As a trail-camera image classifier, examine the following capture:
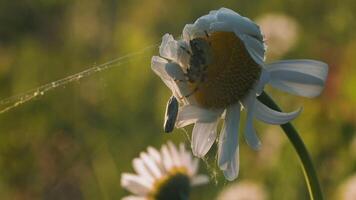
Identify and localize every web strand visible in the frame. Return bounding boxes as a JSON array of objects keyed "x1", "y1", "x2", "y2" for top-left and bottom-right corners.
[{"x1": 0, "y1": 44, "x2": 159, "y2": 114}]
